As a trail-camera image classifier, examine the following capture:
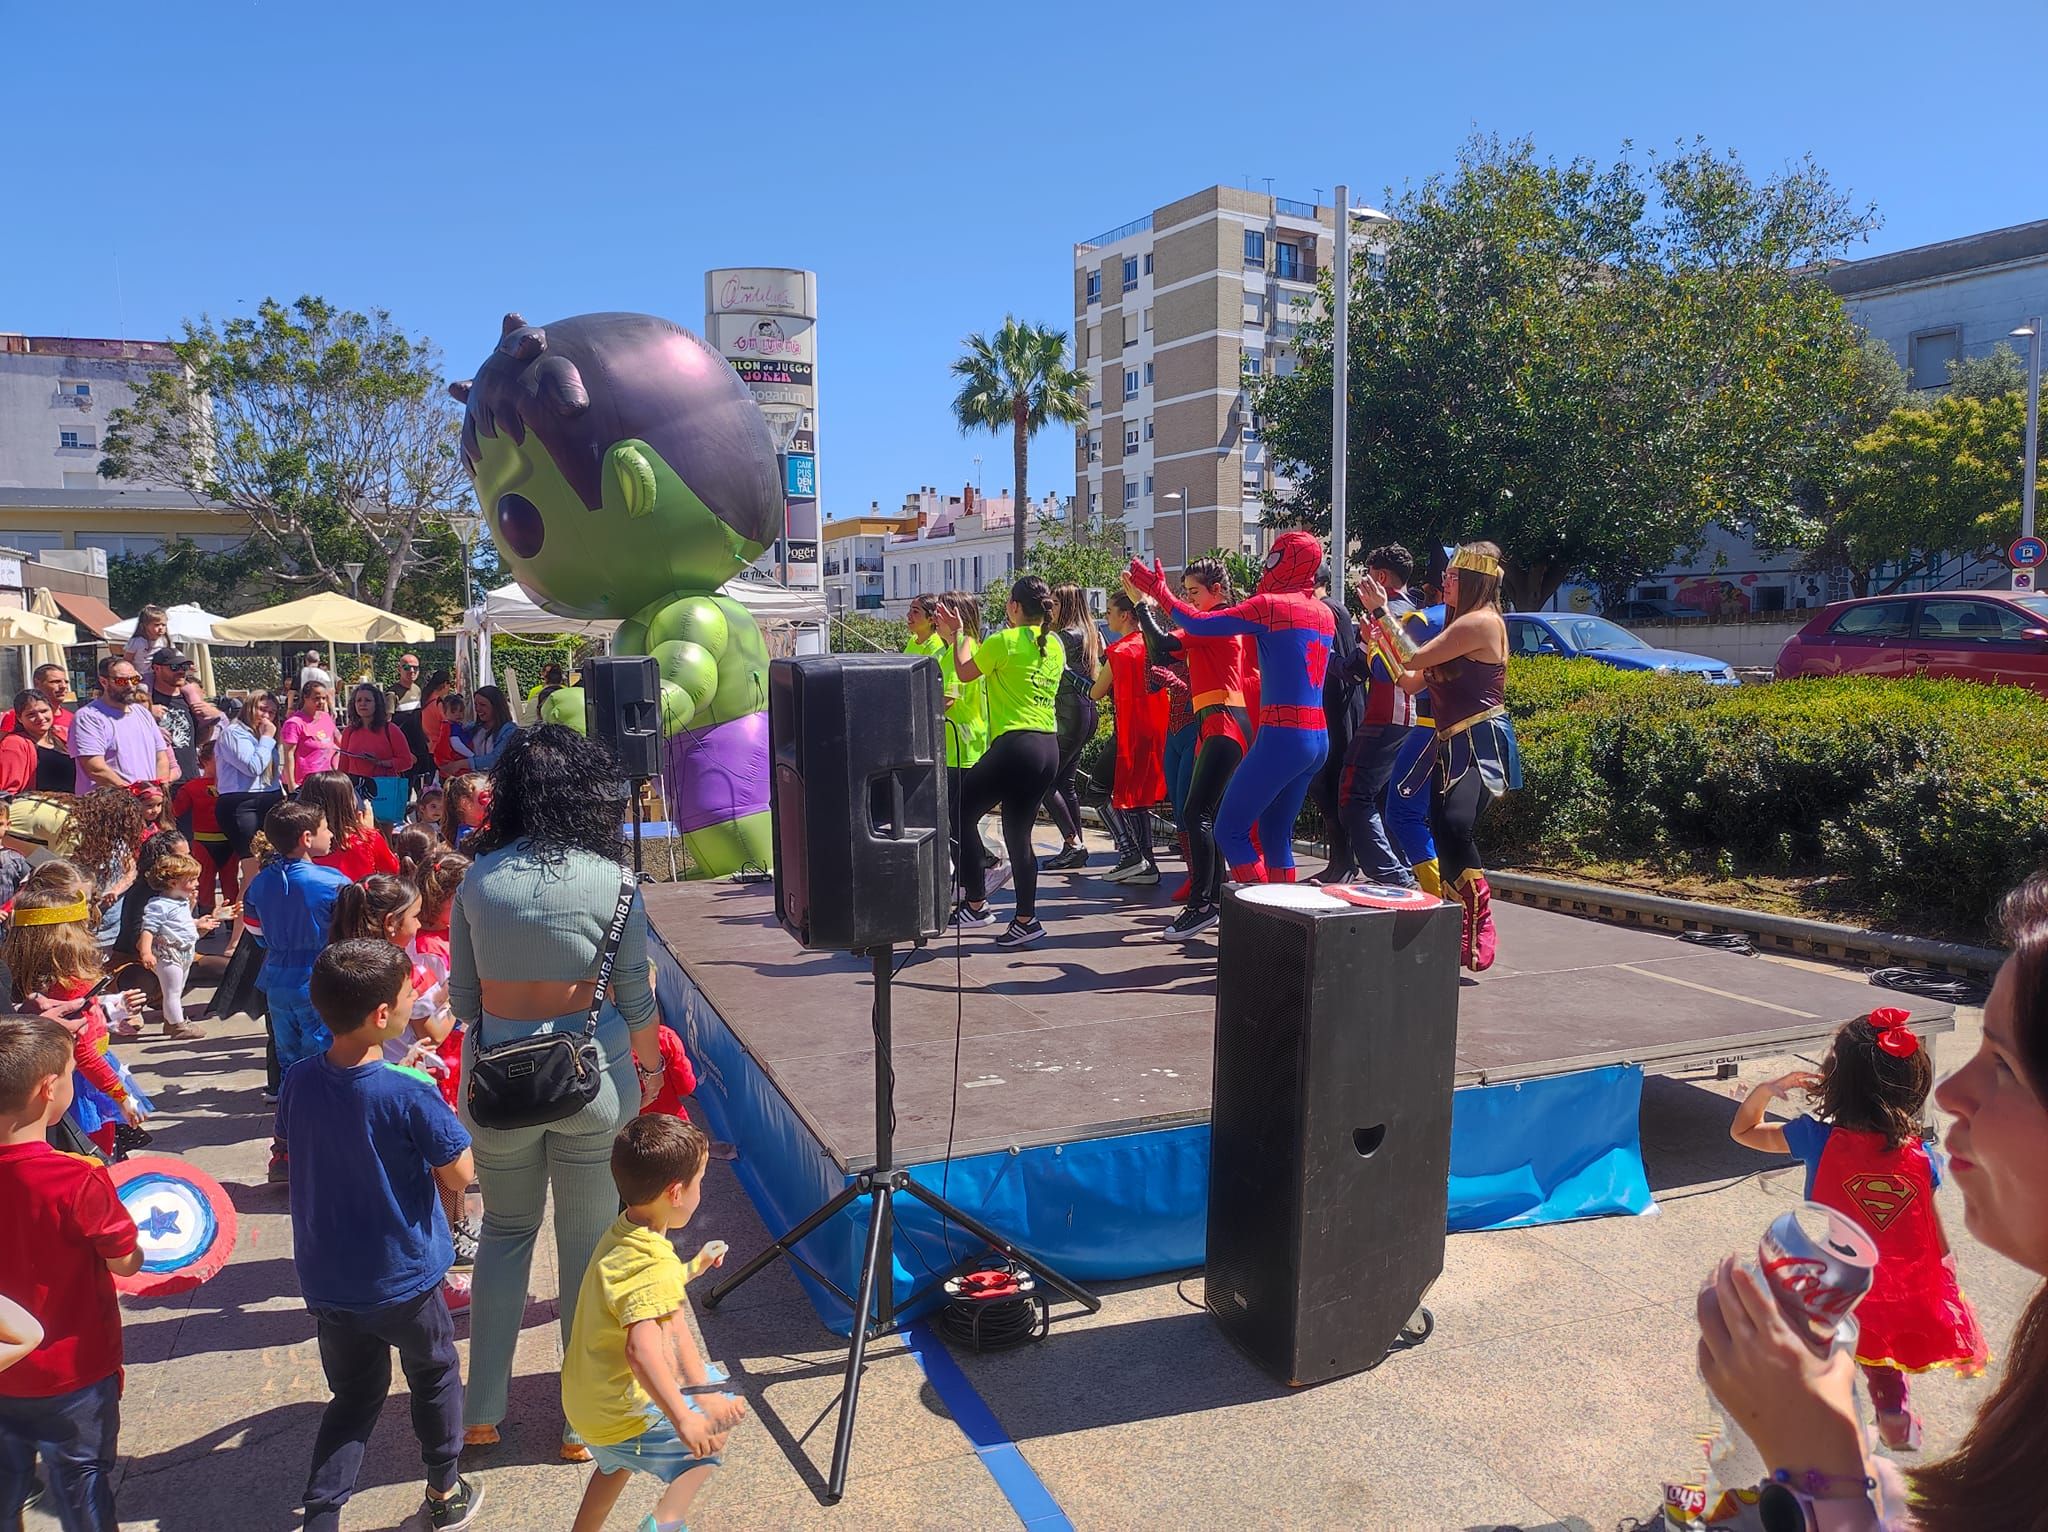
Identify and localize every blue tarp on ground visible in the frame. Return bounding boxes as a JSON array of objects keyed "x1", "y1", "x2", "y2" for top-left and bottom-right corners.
[{"x1": 655, "y1": 945, "x2": 1653, "y2": 1335}]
